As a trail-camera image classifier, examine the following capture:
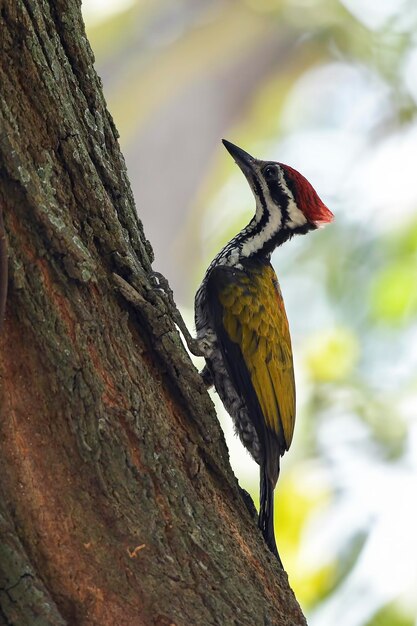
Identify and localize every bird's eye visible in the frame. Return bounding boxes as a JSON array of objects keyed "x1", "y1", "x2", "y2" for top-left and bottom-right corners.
[{"x1": 263, "y1": 165, "x2": 277, "y2": 179}]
